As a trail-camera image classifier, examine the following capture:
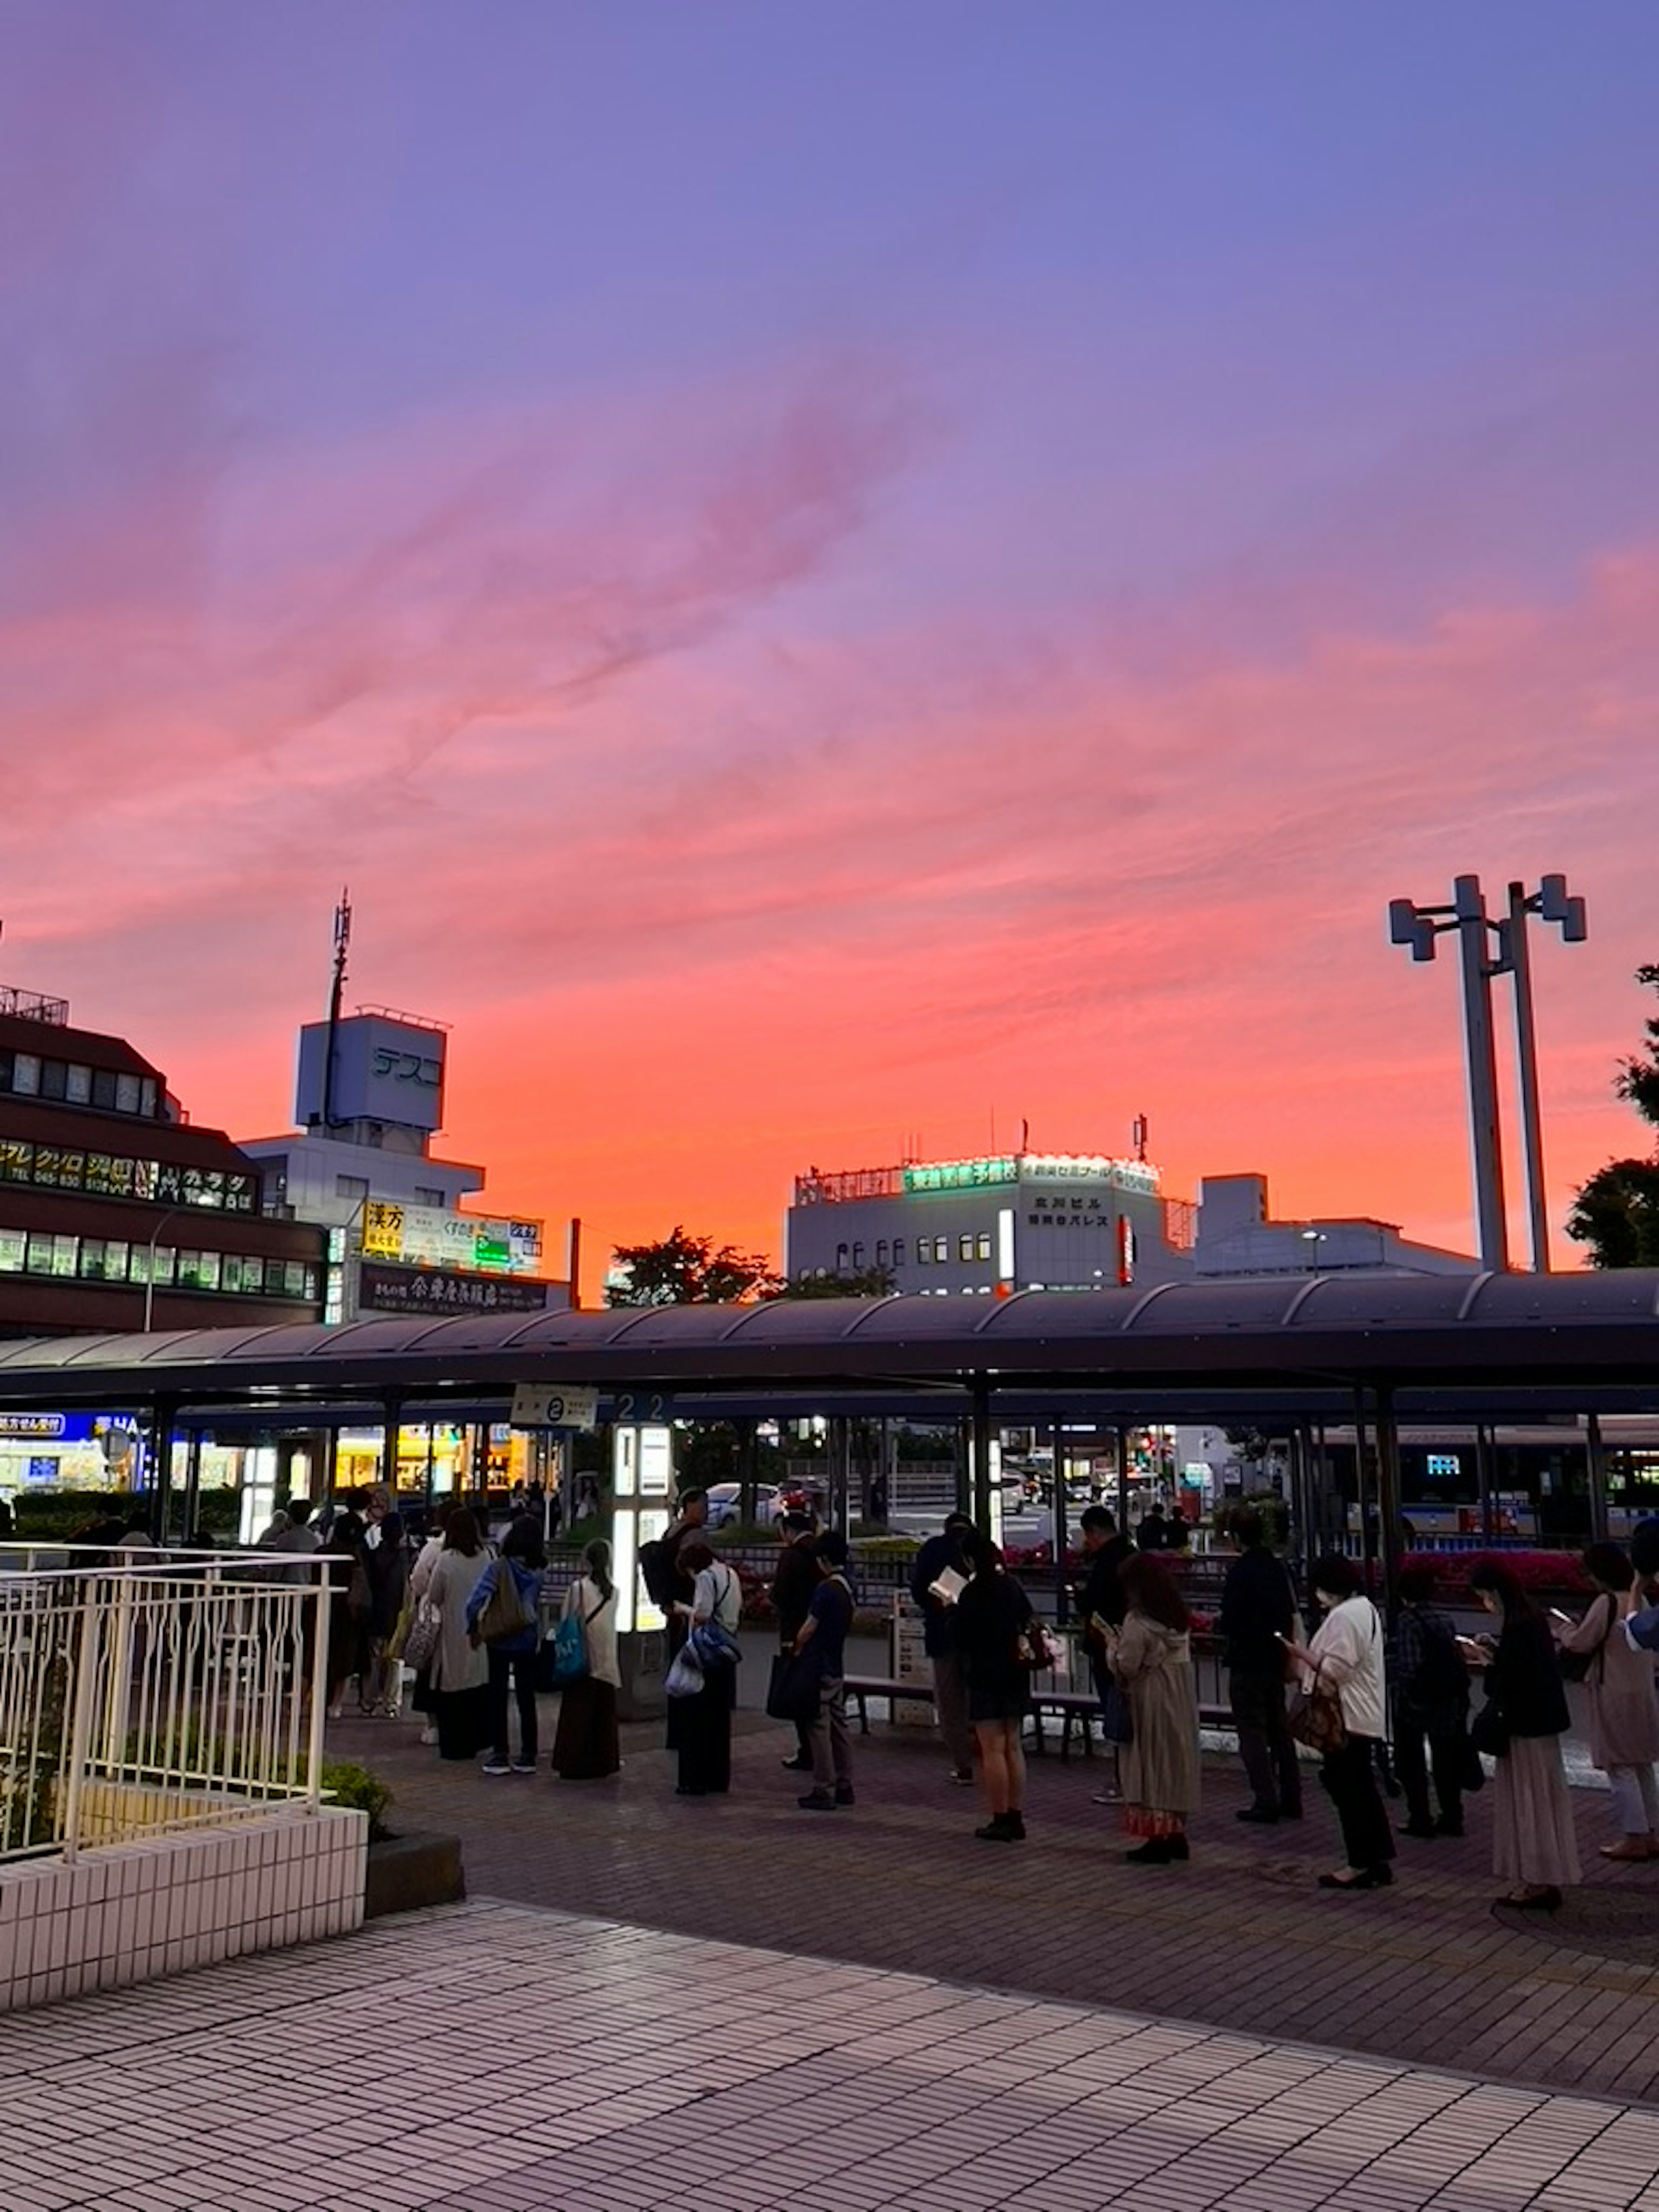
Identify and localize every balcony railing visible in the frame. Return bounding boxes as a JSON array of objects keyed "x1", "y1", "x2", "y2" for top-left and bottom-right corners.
[{"x1": 0, "y1": 1551, "x2": 329, "y2": 1864}]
